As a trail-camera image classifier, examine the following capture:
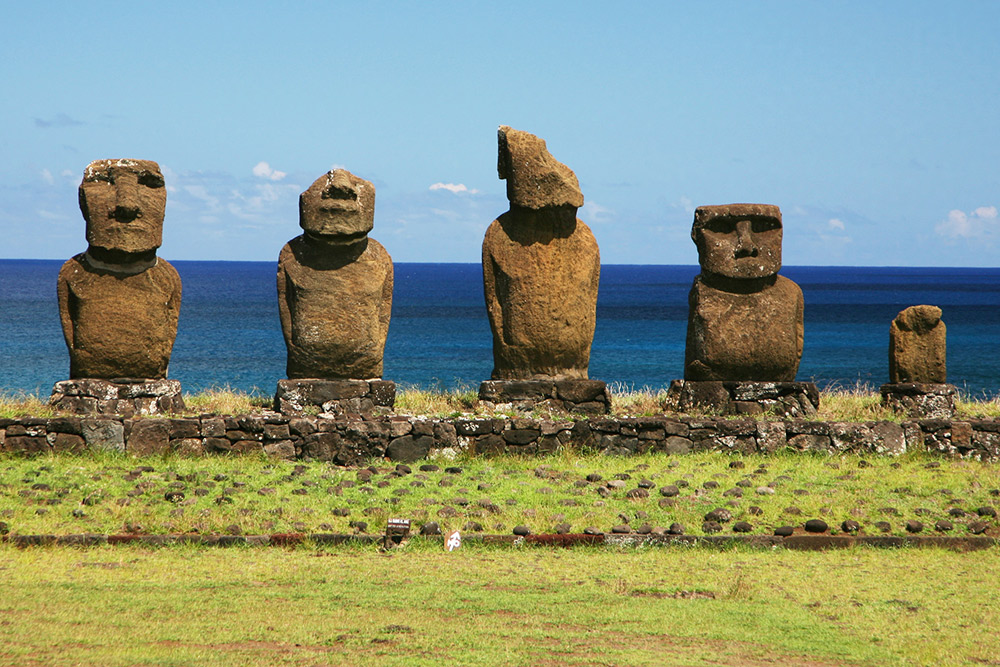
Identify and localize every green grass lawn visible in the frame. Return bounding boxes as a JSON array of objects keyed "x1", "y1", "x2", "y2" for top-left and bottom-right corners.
[
  {"x1": 2, "y1": 451, "x2": 998, "y2": 538},
  {"x1": 1, "y1": 542, "x2": 998, "y2": 666}
]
